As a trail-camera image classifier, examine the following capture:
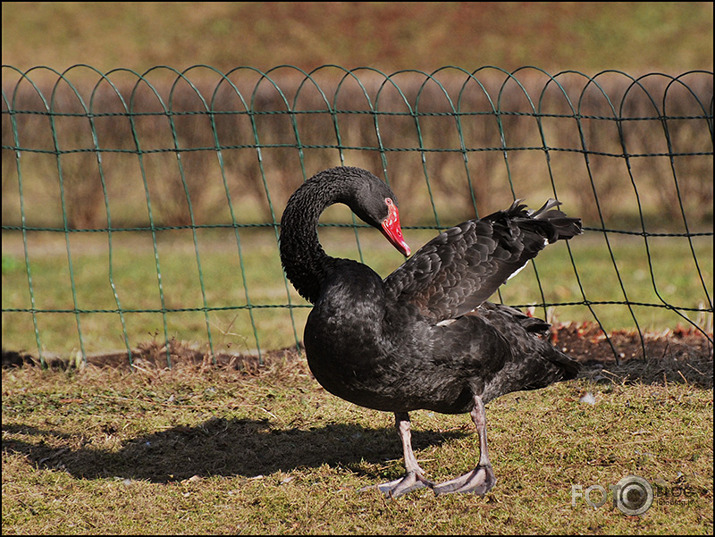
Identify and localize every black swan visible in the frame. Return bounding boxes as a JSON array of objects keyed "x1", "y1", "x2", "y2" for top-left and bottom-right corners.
[{"x1": 279, "y1": 166, "x2": 582, "y2": 498}]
